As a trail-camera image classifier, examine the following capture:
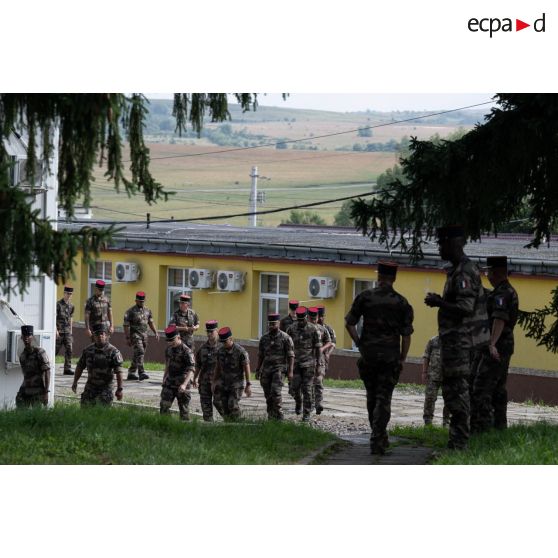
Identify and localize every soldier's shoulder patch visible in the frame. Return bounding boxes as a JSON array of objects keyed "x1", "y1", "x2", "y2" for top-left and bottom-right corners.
[{"x1": 495, "y1": 295, "x2": 506, "y2": 307}]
